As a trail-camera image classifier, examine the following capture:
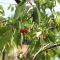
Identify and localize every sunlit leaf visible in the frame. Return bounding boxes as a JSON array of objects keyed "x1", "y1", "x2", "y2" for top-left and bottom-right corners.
[{"x1": 0, "y1": 5, "x2": 4, "y2": 16}]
